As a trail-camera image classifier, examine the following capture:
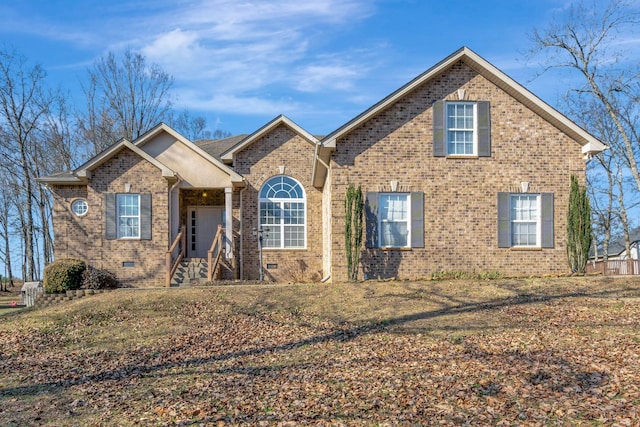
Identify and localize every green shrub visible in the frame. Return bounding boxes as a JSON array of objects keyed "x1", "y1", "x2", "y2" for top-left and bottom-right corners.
[
  {"x1": 43, "y1": 259, "x2": 87, "y2": 294},
  {"x1": 81, "y1": 266, "x2": 120, "y2": 290}
]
